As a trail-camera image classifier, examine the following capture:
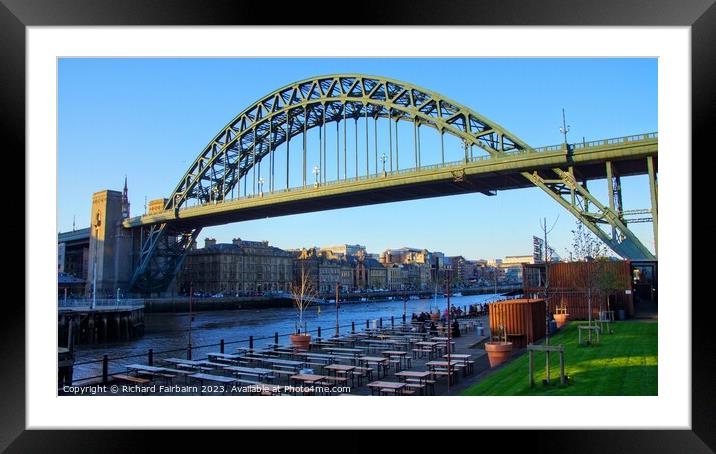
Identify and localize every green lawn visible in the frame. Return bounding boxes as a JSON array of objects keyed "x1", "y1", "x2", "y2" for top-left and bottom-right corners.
[{"x1": 461, "y1": 321, "x2": 657, "y2": 396}]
